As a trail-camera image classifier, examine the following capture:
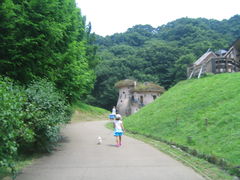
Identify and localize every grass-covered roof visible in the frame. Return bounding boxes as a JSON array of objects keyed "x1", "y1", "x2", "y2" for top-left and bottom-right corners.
[
  {"x1": 115, "y1": 79, "x2": 135, "y2": 88},
  {"x1": 115, "y1": 79, "x2": 165, "y2": 93},
  {"x1": 133, "y1": 82, "x2": 165, "y2": 93}
]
